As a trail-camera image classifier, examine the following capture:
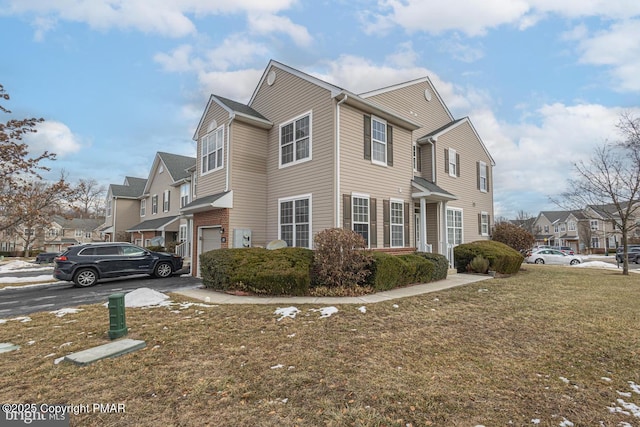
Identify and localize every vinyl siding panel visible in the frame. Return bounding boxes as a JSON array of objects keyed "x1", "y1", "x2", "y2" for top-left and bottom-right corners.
[
  {"x1": 142, "y1": 162, "x2": 182, "y2": 220},
  {"x1": 195, "y1": 101, "x2": 230, "y2": 199},
  {"x1": 364, "y1": 80, "x2": 452, "y2": 139},
  {"x1": 114, "y1": 199, "x2": 141, "y2": 238},
  {"x1": 228, "y1": 121, "x2": 268, "y2": 247},
  {"x1": 339, "y1": 103, "x2": 415, "y2": 248},
  {"x1": 436, "y1": 121, "x2": 494, "y2": 243},
  {"x1": 251, "y1": 67, "x2": 336, "y2": 244}
]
